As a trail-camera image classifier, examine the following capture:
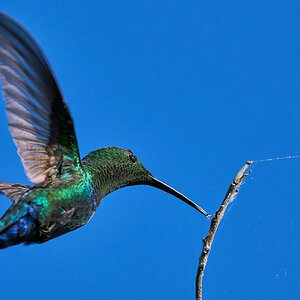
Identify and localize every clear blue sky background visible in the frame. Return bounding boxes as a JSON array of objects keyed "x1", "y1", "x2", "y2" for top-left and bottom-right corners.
[{"x1": 0, "y1": 1, "x2": 299, "y2": 299}]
